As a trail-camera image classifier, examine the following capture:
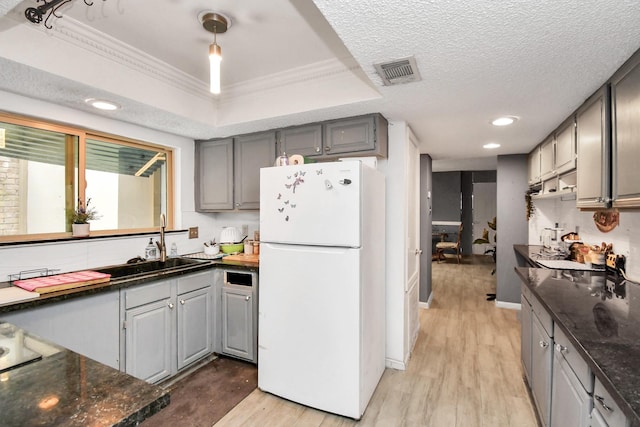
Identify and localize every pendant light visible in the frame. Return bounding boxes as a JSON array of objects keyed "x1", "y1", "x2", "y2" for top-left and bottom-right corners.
[{"x1": 200, "y1": 12, "x2": 230, "y2": 95}]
